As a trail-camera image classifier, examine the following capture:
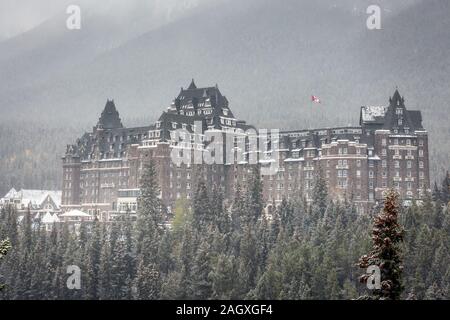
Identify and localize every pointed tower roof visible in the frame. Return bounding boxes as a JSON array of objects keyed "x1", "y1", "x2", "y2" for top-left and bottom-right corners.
[
  {"x1": 390, "y1": 88, "x2": 404, "y2": 106},
  {"x1": 188, "y1": 78, "x2": 197, "y2": 90},
  {"x1": 97, "y1": 99, "x2": 123, "y2": 129}
]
